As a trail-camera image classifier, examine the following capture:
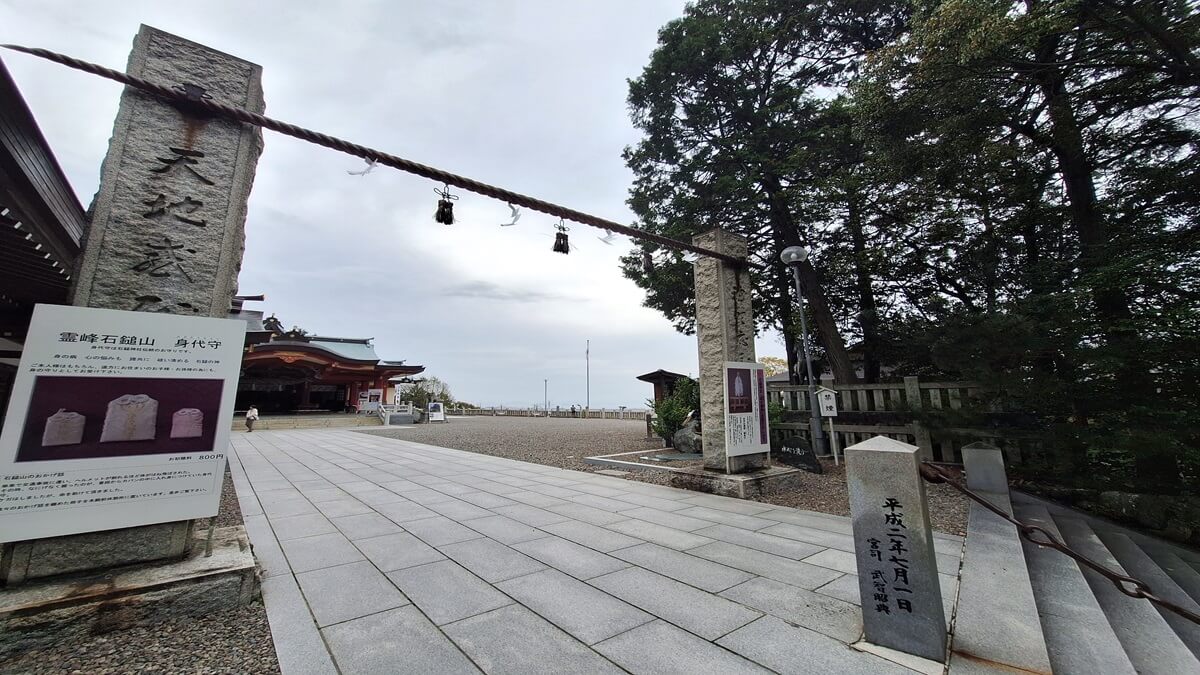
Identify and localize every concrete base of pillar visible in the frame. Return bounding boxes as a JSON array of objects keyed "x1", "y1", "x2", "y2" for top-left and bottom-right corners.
[
  {"x1": 583, "y1": 450, "x2": 802, "y2": 499},
  {"x1": 666, "y1": 463, "x2": 802, "y2": 499},
  {"x1": 710, "y1": 451, "x2": 768, "y2": 473},
  {"x1": 1, "y1": 521, "x2": 194, "y2": 586},
  {"x1": 0, "y1": 526, "x2": 258, "y2": 658}
]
